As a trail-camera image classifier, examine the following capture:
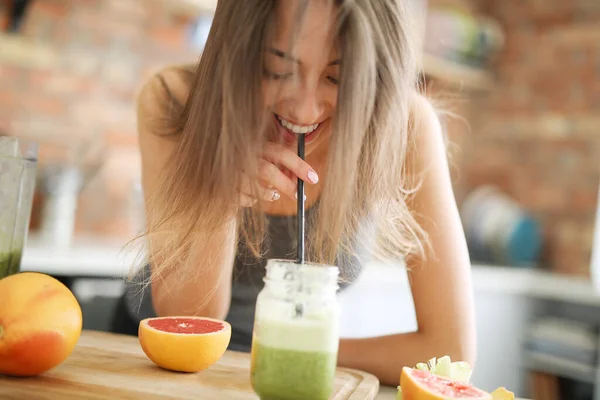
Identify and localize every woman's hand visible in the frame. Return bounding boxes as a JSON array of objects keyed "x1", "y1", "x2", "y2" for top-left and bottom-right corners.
[{"x1": 239, "y1": 142, "x2": 319, "y2": 207}]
